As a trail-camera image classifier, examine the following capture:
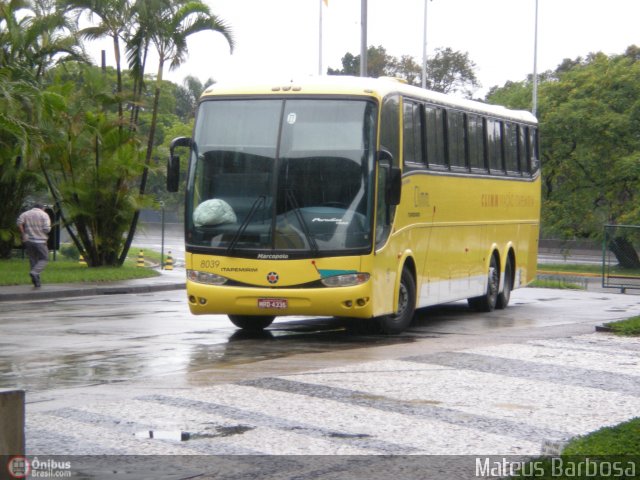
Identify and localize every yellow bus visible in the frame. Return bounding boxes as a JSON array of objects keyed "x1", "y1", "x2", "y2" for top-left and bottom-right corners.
[{"x1": 168, "y1": 76, "x2": 540, "y2": 334}]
